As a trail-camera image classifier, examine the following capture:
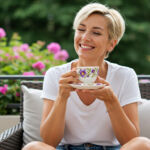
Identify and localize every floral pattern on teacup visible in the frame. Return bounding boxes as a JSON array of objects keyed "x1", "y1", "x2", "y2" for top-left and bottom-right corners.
[{"x1": 78, "y1": 68, "x2": 99, "y2": 78}]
